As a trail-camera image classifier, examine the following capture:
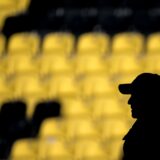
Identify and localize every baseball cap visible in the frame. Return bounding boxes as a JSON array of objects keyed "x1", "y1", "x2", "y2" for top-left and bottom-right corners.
[{"x1": 118, "y1": 73, "x2": 160, "y2": 95}]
